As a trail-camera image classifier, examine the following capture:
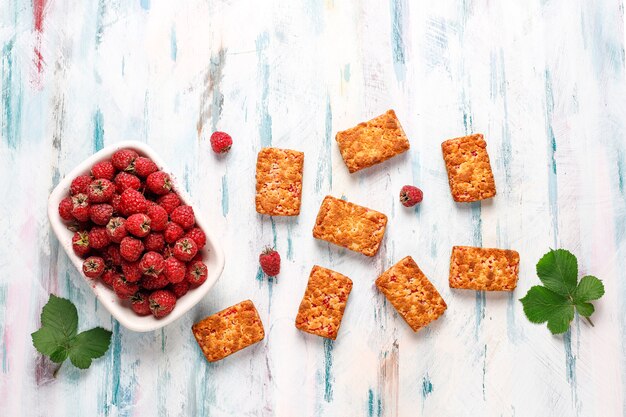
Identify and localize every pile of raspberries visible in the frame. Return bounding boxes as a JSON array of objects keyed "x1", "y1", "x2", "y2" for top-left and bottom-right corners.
[{"x1": 58, "y1": 148, "x2": 208, "y2": 319}]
